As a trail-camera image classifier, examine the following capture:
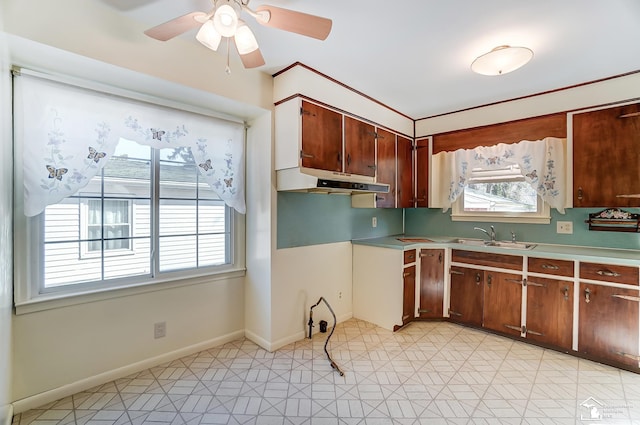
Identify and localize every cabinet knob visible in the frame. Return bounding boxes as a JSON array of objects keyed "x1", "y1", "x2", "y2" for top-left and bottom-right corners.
[
  {"x1": 584, "y1": 287, "x2": 591, "y2": 303},
  {"x1": 562, "y1": 286, "x2": 570, "y2": 301},
  {"x1": 577, "y1": 187, "x2": 583, "y2": 201}
]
